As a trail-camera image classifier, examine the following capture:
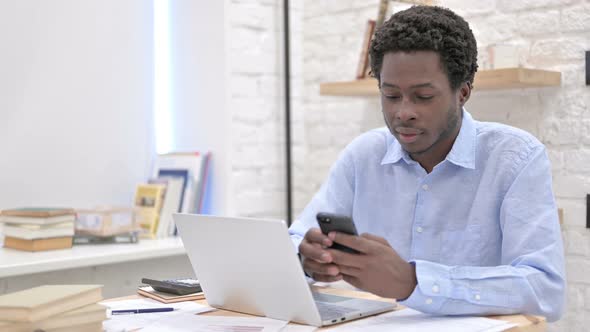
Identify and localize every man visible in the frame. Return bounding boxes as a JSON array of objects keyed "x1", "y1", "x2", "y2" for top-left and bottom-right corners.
[{"x1": 289, "y1": 6, "x2": 565, "y2": 321}]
